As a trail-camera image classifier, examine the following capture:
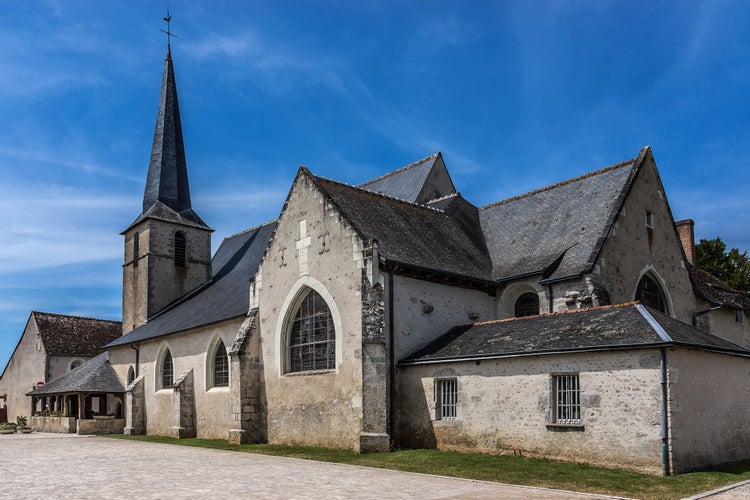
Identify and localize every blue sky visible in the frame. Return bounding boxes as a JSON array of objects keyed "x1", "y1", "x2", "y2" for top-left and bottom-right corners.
[{"x1": 1, "y1": 1, "x2": 748, "y2": 368}]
